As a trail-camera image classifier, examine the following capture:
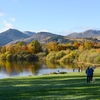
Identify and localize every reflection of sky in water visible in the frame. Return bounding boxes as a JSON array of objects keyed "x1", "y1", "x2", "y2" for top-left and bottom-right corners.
[
  {"x1": 38, "y1": 64, "x2": 78, "y2": 75},
  {"x1": 0, "y1": 71, "x2": 10, "y2": 78},
  {"x1": 0, "y1": 62, "x2": 78, "y2": 79},
  {"x1": 18, "y1": 71, "x2": 33, "y2": 76},
  {"x1": 0, "y1": 68, "x2": 77, "y2": 79},
  {"x1": 38, "y1": 68, "x2": 77, "y2": 75},
  {"x1": 0, "y1": 70, "x2": 33, "y2": 79}
]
